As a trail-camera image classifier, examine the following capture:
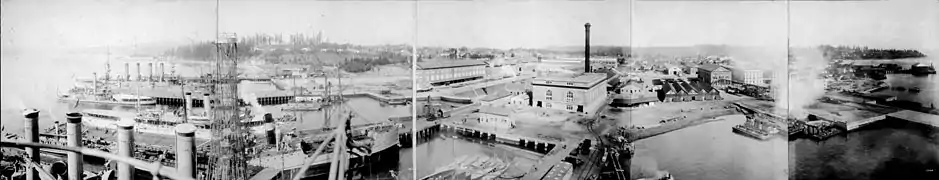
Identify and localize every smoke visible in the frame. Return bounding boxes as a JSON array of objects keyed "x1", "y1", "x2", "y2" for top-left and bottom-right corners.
[
  {"x1": 633, "y1": 156, "x2": 668, "y2": 179},
  {"x1": 779, "y1": 48, "x2": 829, "y2": 118}
]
